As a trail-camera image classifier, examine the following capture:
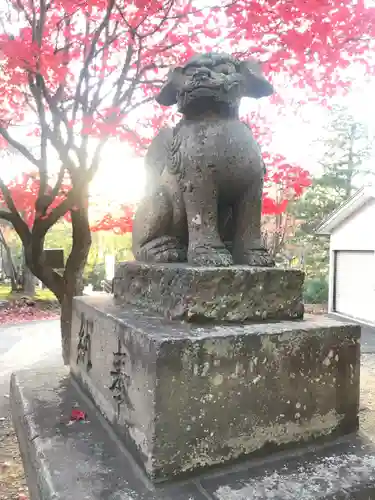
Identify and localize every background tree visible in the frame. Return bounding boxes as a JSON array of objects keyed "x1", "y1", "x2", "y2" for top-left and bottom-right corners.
[
  {"x1": 0, "y1": 172, "x2": 133, "y2": 293},
  {"x1": 246, "y1": 115, "x2": 312, "y2": 260},
  {"x1": 0, "y1": 0, "x2": 374, "y2": 363},
  {"x1": 316, "y1": 104, "x2": 374, "y2": 200},
  {"x1": 291, "y1": 104, "x2": 374, "y2": 302},
  {"x1": 0, "y1": 222, "x2": 19, "y2": 290}
]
